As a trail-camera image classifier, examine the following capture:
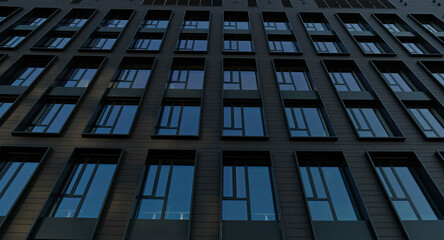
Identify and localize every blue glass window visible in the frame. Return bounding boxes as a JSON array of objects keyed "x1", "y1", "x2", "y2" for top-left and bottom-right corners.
[
  {"x1": 26, "y1": 101, "x2": 75, "y2": 133},
  {"x1": 91, "y1": 102, "x2": 138, "y2": 135},
  {"x1": 375, "y1": 166, "x2": 439, "y2": 220},
  {"x1": 285, "y1": 106, "x2": 330, "y2": 137},
  {"x1": 9, "y1": 64, "x2": 45, "y2": 87},
  {"x1": 52, "y1": 159, "x2": 116, "y2": 218},
  {"x1": 327, "y1": 69, "x2": 364, "y2": 92},
  {"x1": 222, "y1": 164, "x2": 277, "y2": 221},
  {"x1": 275, "y1": 69, "x2": 311, "y2": 91},
  {"x1": 58, "y1": 62, "x2": 99, "y2": 88},
  {"x1": 346, "y1": 107, "x2": 393, "y2": 137},
  {"x1": 382, "y1": 71, "x2": 416, "y2": 92},
  {"x1": 223, "y1": 105, "x2": 265, "y2": 137},
  {"x1": 110, "y1": 63, "x2": 152, "y2": 89},
  {"x1": 223, "y1": 70, "x2": 258, "y2": 90},
  {"x1": 0, "y1": 160, "x2": 39, "y2": 216},
  {"x1": 0, "y1": 100, "x2": 13, "y2": 119},
  {"x1": 168, "y1": 69, "x2": 204, "y2": 90},
  {"x1": 299, "y1": 166, "x2": 359, "y2": 221},
  {"x1": 408, "y1": 107, "x2": 444, "y2": 138},
  {"x1": 177, "y1": 36, "x2": 208, "y2": 52},
  {"x1": 155, "y1": 102, "x2": 201, "y2": 136},
  {"x1": 130, "y1": 34, "x2": 162, "y2": 51},
  {"x1": 137, "y1": 162, "x2": 195, "y2": 220}
]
